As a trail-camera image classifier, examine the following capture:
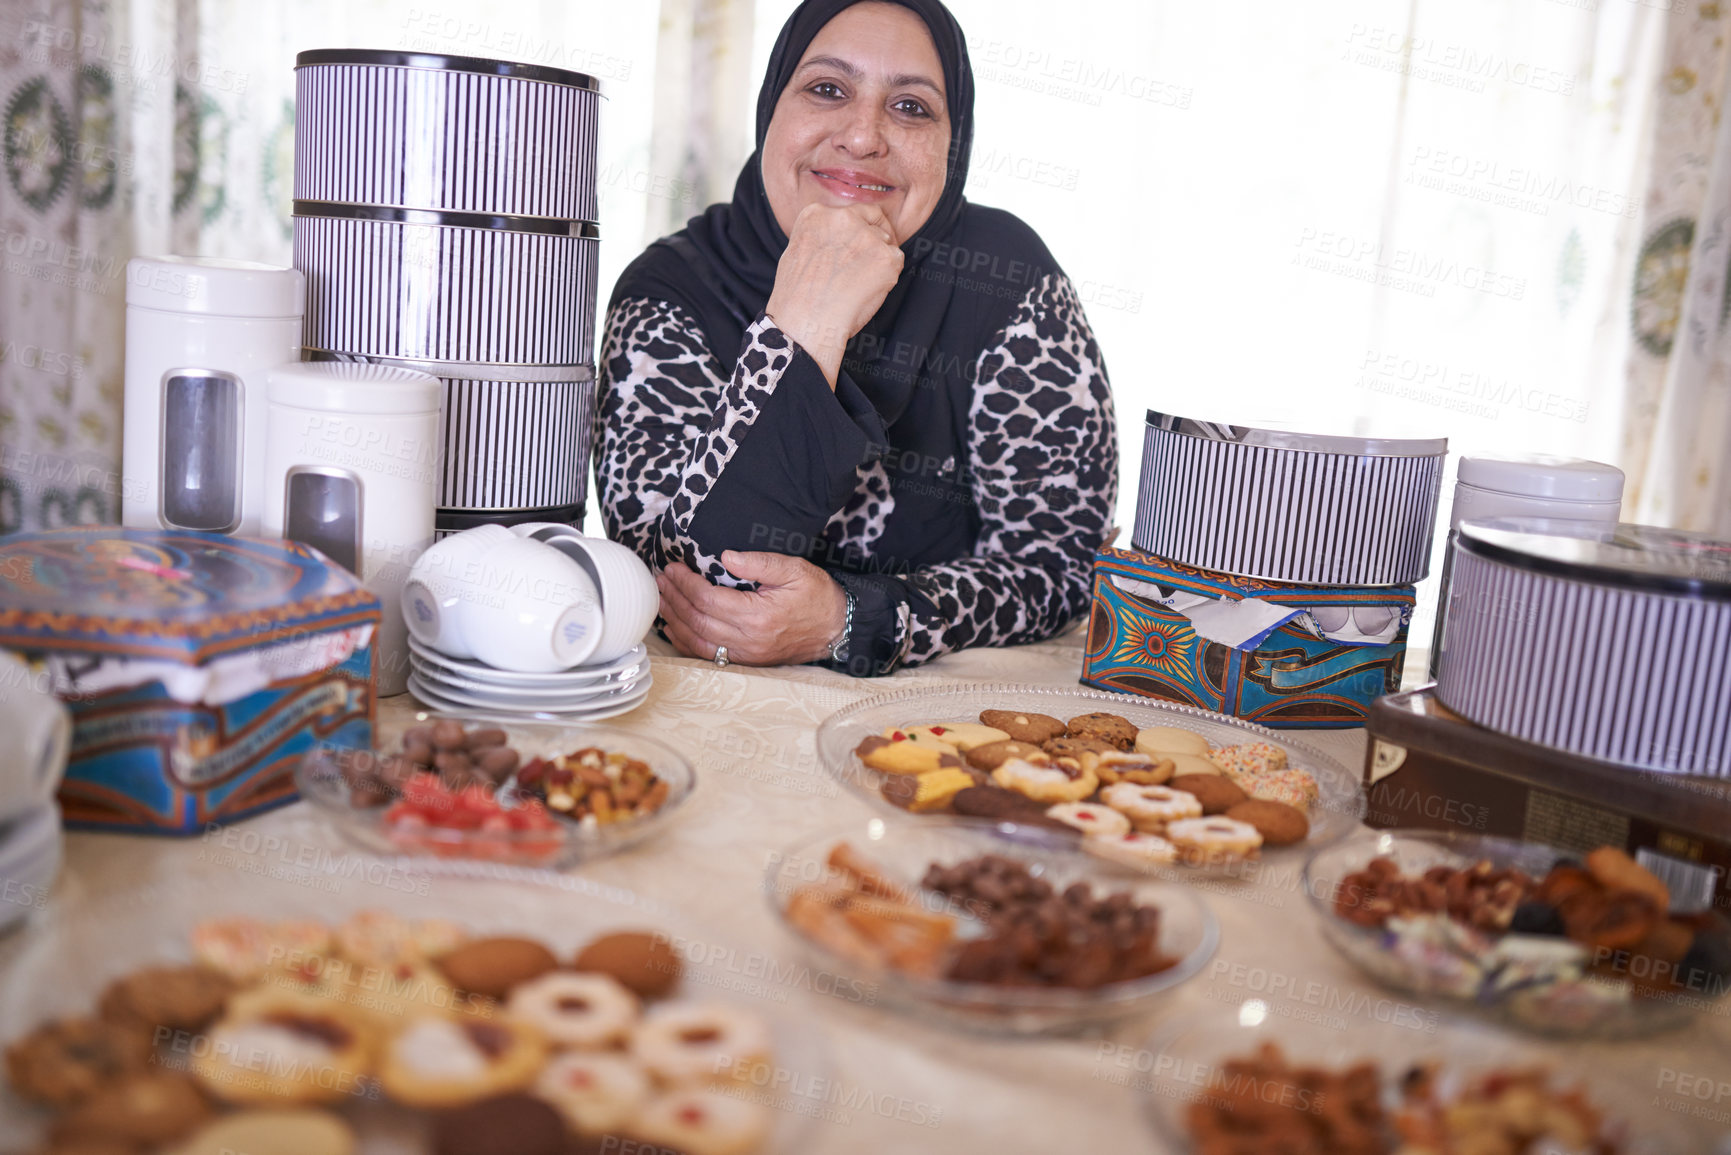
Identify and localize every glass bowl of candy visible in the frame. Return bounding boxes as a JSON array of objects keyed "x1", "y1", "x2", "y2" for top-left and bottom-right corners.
[
  {"x1": 295, "y1": 712, "x2": 695, "y2": 869},
  {"x1": 766, "y1": 817, "x2": 1219, "y2": 1036},
  {"x1": 1304, "y1": 829, "x2": 1731, "y2": 1038}
]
